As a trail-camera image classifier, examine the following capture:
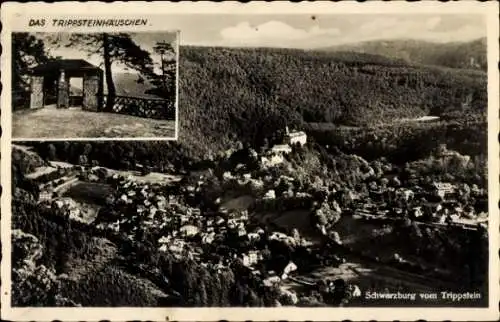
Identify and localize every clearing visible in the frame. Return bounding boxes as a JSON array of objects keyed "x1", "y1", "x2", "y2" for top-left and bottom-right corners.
[
  {"x1": 105, "y1": 168, "x2": 182, "y2": 184},
  {"x1": 64, "y1": 181, "x2": 115, "y2": 205},
  {"x1": 252, "y1": 207, "x2": 319, "y2": 238},
  {"x1": 221, "y1": 195, "x2": 255, "y2": 211},
  {"x1": 13, "y1": 106, "x2": 176, "y2": 139},
  {"x1": 62, "y1": 181, "x2": 115, "y2": 223}
]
